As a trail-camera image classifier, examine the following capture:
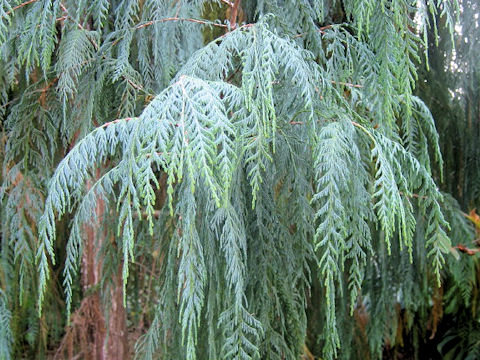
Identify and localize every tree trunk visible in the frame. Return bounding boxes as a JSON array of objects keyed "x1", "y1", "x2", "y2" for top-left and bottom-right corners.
[
  {"x1": 103, "y1": 263, "x2": 129, "y2": 359},
  {"x1": 81, "y1": 185, "x2": 106, "y2": 360},
  {"x1": 80, "y1": 177, "x2": 128, "y2": 360}
]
